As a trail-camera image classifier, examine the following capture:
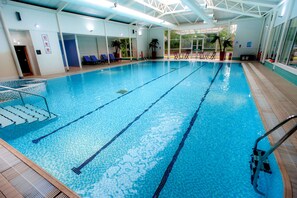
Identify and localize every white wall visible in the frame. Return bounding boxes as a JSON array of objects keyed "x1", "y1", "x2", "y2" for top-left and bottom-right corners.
[
  {"x1": 29, "y1": 30, "x2": 64, "y2": 75},
  {"x1": 0, "y1": 24, "x2": 18, "y2": 80},
  {"x1": 0, "y1": 2, "x2": 147, "y2": 79},
  {"x1": 2, "y1": 4, "x2": 65, "y2": 76},
  {"x1": 97, "y1": 37, "x2": 108, "y2": 57},
  {"x1": 3, "y1": 5, "x2": 58, "y2": 32},
  {"x1": 233, "y1": 18, "x2": 264, "y2": 58},
  {"x1": 137, "y1": 28, "x2": 148, "y2": 59},
  {"x1": 148, "y1": 28, "x2": 165, "y2": 58},
  {"x1": 59, "y1": 13, "x2": 105, "y2": 36},
  {"x1": 9, "y1": 30, "x2": 40, "y2": 75},
  {"x1": 77, "y1": 36, "x2": 98, "y2": 58}
]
